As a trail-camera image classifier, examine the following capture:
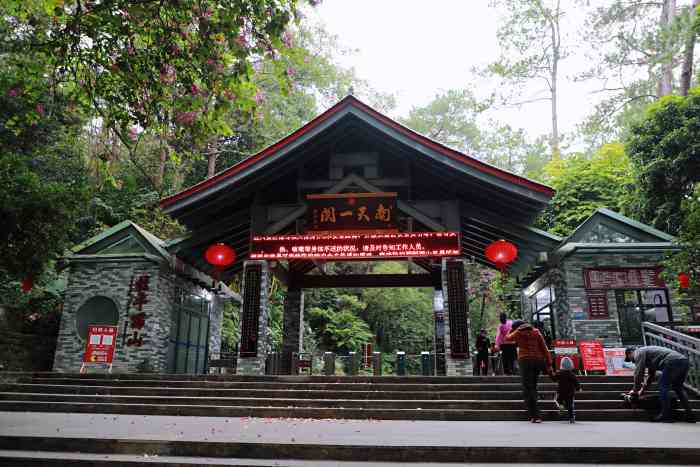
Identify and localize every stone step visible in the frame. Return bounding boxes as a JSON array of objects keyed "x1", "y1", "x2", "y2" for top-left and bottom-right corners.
[
  {"x1": 22, "y1": 378, "x2": 635, "y2": 392},
  {"x1": 0, "y1": 436, "x2": 698, "y2": 465},
  {"x1": 1, "y1": 400, "x2": 695, "y2": 421},
  {"x1": 0, "y1": 383, "x2": 645, "y2": 400},
  {"x1": 2, "y1": 392, "x2": 696, "y2": 410},
  {"x1": 13, "y1": 372, "x2": 633, "y2": 384}
]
